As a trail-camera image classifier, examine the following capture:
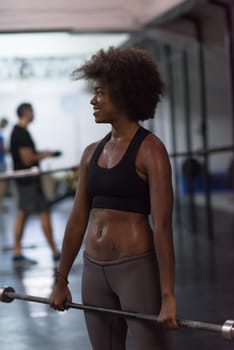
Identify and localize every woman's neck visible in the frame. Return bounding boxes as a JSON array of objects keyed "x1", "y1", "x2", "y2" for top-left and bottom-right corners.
[{"x1": 111, "y1": 121, "x2": 140, "y2": 141}]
